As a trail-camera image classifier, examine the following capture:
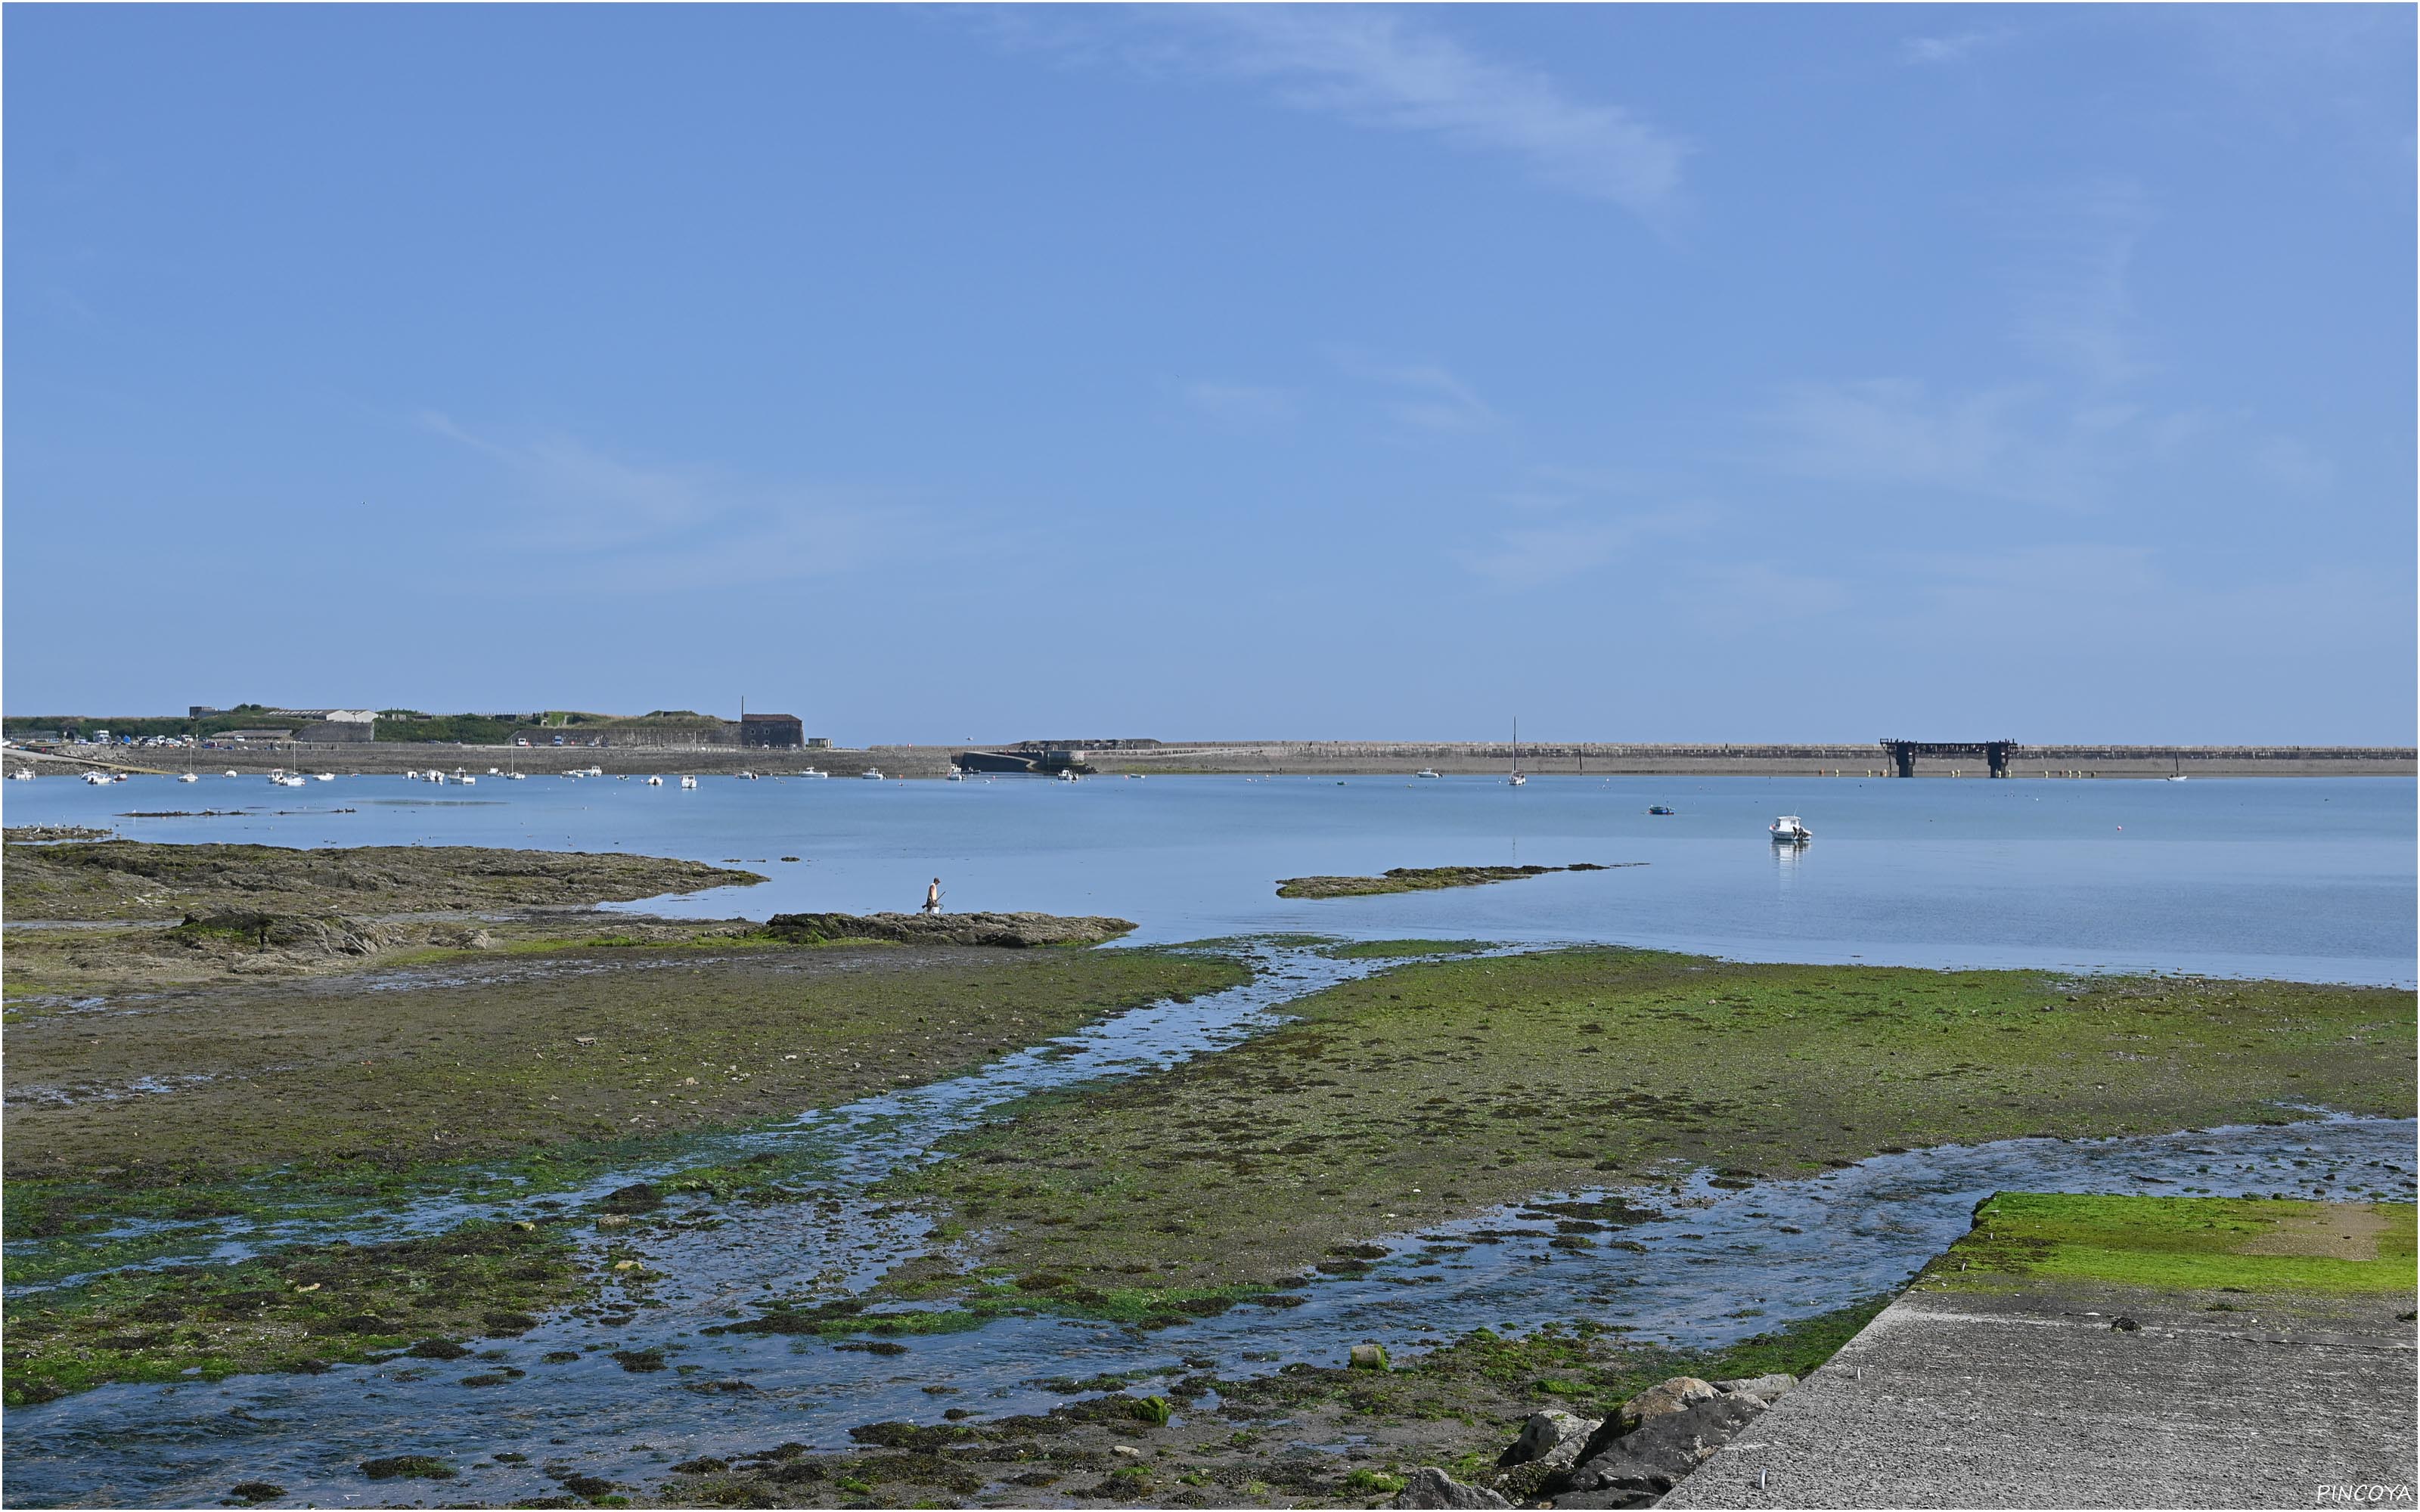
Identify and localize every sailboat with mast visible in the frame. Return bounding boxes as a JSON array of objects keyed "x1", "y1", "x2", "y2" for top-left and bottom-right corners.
[{"x1": 1508, "y1": 720, "x2": 1527, "y2": 786}]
